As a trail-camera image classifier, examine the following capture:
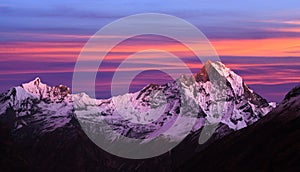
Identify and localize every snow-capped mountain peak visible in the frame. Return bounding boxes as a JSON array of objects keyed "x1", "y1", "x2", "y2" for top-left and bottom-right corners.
[
  {"x1": 0, "y1": 61, "x2": 276, "y2": 143},
  {"x1": 22, "y1": 77, "x2": 47, "y2": 97},
  {"x1": 21, "y1": 77, "x2": 70, "y2": 102},
  {"x1": 195, "y1": 61, "x2": 244, "y2": 96}
]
